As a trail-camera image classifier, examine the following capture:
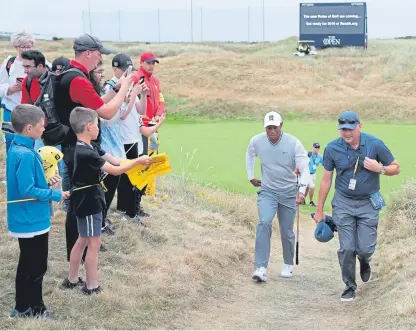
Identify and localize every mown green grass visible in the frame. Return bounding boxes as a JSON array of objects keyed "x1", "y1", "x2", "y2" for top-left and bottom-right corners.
[{"x1": 159, "y1": 120, "x2": 413, "y2": 211}]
